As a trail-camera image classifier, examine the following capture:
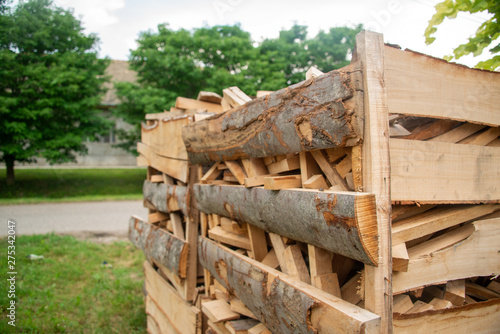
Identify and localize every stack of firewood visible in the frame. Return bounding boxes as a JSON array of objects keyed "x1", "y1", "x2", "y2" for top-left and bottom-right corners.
[{"x1": 129, "y1": 31, "x2": 500, "y2": 334}]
